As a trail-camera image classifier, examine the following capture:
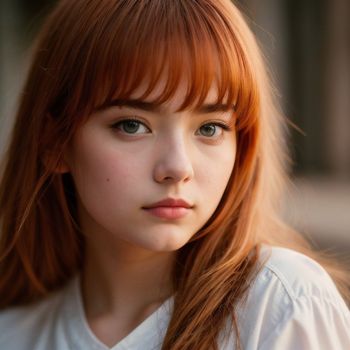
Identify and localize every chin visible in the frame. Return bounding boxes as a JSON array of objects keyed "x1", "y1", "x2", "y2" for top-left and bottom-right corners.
[{"x1": 138, "y1": 231, "x2": 191, "y2": 252}]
